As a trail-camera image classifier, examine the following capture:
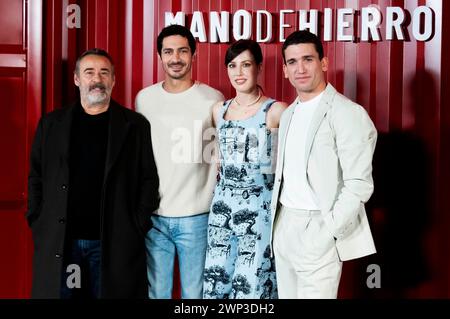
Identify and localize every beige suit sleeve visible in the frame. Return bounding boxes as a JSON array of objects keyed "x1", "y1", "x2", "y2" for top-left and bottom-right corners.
[{"x1": 323, "y1": 98, "x2": 377, "y2": 239}]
